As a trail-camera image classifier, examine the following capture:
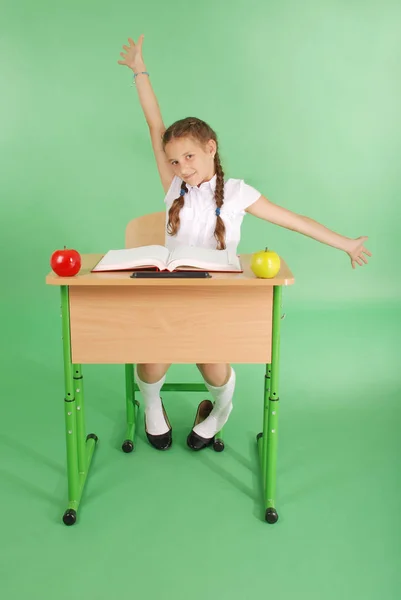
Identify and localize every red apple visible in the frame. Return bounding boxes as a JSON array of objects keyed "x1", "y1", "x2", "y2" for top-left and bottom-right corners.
[{"x1": 50, "y1": 246, "x2": 81, "y2": 277}]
